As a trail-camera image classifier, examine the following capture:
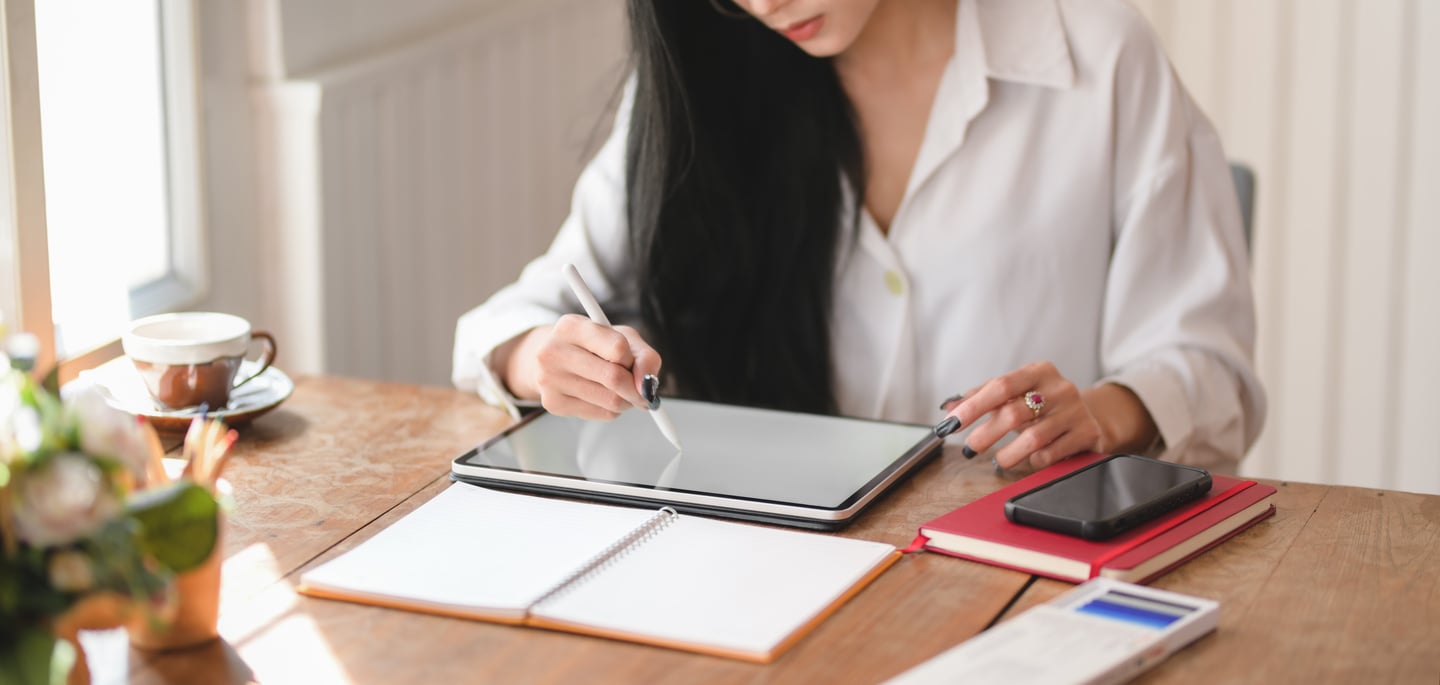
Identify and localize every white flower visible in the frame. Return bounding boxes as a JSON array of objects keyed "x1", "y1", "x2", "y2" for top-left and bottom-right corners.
[
  {"x1": 2, "y1": 372, "x2": 41, "y2": 457},
  {"x1": 48, "y1": 550, "x2": 96, "y2": 592},
  {"x1": 0, "y1": 379, "x2": 18, "y2": 466},
  {"x1": 12, "y1": 452, "x2": 120, "y2": 547},
  {"x1": 0, "y1": 376, "x2": 17, "y2": 423},
  {"x1": 1, "y1": 371, "x2": 42, "y2": 467},
  {"x1": 68, "y1": 384, "x2": 156, "y2": 481},
  {"x1": 11, "y1": 404, "x2": 41, "y2": 454}
]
